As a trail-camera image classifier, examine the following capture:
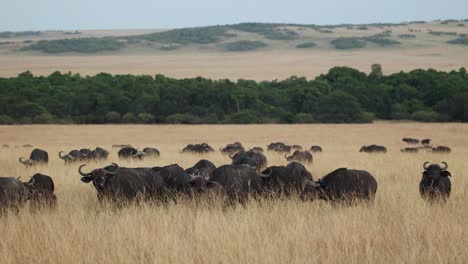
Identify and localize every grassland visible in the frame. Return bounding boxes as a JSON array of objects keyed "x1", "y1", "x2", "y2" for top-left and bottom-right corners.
[
  {"x1": 0, "y1": 21, "x2": 467, "y2": 80},
  {"x1": 0, "y1": 123, "x2": 466, "y2": 263}
]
